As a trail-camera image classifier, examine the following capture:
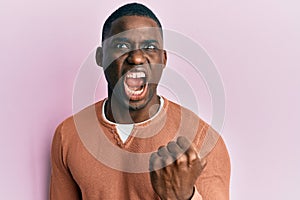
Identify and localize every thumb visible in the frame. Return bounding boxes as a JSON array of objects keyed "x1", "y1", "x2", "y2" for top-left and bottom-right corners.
[{"x1": 200, "y1": 159, "x2": 207, "y2": 169}]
